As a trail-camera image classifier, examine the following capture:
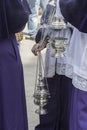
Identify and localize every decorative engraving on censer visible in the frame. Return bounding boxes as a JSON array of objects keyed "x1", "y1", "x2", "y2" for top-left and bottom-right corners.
[
  {"x1": 33, "y1": 52, "x2": 50, "y2": 115},
  {"x1": 47, "y1": 0, "x2": 68, "y2": 57},
  {"x1": 47, "y1": 34, "x2": 67, "y2": 58}
]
